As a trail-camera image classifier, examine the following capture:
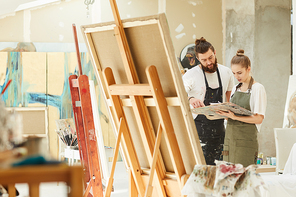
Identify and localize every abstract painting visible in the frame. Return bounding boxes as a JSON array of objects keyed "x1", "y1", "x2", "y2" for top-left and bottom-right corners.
[{"x1": 0, "y1": 52, "x2": 115, "y2": 158}]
